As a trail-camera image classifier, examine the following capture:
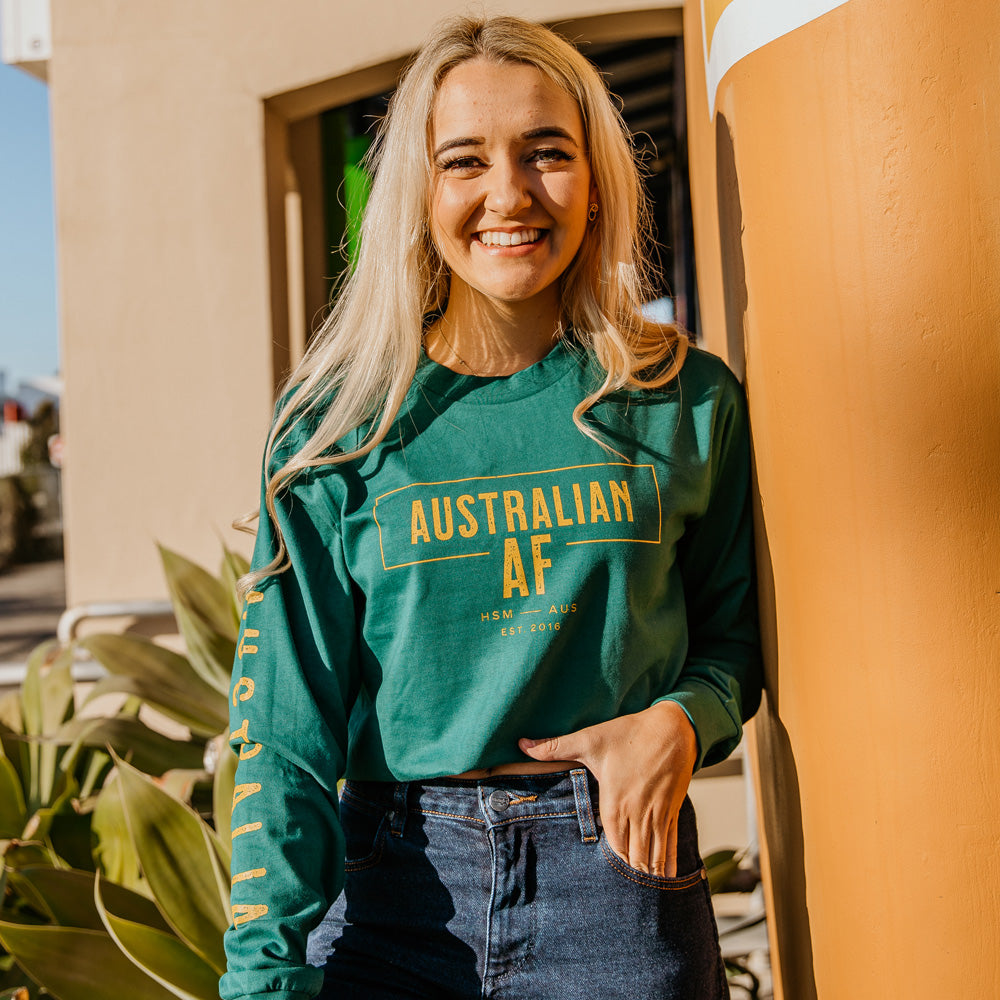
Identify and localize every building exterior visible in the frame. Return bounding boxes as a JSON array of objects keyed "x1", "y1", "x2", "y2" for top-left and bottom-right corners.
[{"x1": 4, "y1": 1, "x2": 999, "y2": 997}]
